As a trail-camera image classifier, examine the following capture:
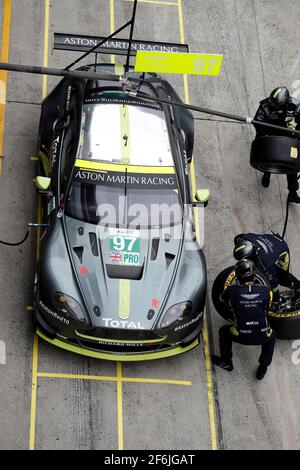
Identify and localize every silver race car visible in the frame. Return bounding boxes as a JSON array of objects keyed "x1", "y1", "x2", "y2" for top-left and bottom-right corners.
[{"x1": 34, "y1": 63, "x2": 208, "y2": 360}]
